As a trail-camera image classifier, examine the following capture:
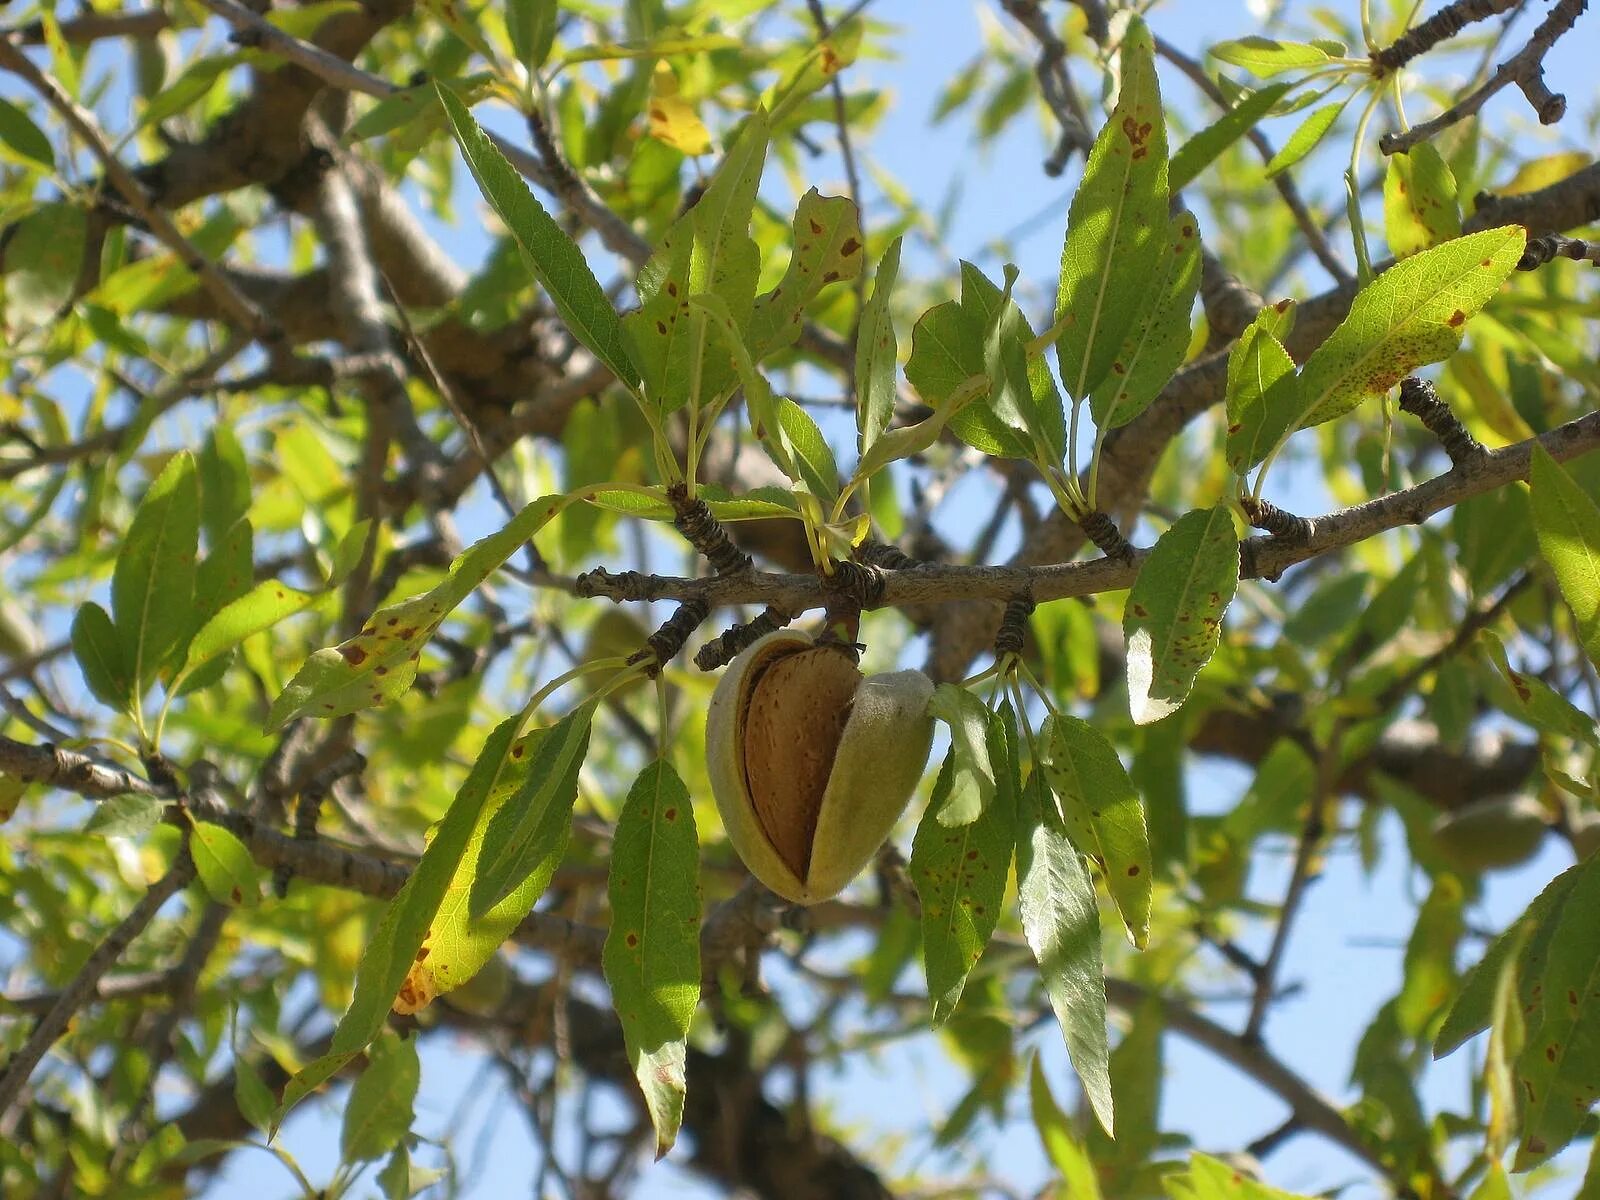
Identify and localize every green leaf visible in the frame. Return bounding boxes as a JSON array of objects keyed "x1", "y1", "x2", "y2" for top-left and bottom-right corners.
[
  {"x1": 1514, "y1": 853, "x2": 1600, "y2": 1169},
  {"x1": 911, "y1": 727, "x2": 1016, "y2": 1027},
  {"x1": 267, "y1": 494, "x2": 568, "y2": 728},
  {"x1": 555, "y1": 32, "x2": 739, "y2": 67},
  {"x1": 278, "y1": 711, "x2": 532, "y2": 1121},
  {"x1": 1531, "y1": 446, "x2": 1600, "y2": 671},
  {"x1": 233, "y1": 1055, "x2": 277, "y2": 1133},
  {"x1": 197, "y1": 426, "x2": 252, "y2": 545},
  {"x1": 927, "y1": 682, "x2": 997, "y2": 825},
  {"x1": 1168, "y1": 84, "x2": 1290, "y2": 191},
  {"x1": 174, "y1": 580, "x2": 318, "y2": 697},
  {"x1": 1089, "y1": 210, "x2": 1201, "y2": 431},
  {"x1": 855, "y1": 236, "x2": 902, "y2": 460},
  {"x1": 623, "y1": 110, "x2": 770, "y2": 413},
  {"x1": 1480, "y1": 629, "x2": 1599, "y2": 744},
  {"x1": 1288, "y1": 225, "x2": 1525, "y2": 433},
  {"x1": 1016, "y1": 770, "x2": 1112, "y2": 1135},
  {"x1": 435, "y1": 83, "x2": 640, "y2": 391},
  {"x1": 1264, "y1": 98, "x2": 1347, "y2": 177},
  {"x1": 468, "y1": 706, "x2": 591, "y2": 916},
  {"x1": 190, "y1": 820, "x2": 262, "y2": 907},
  {"x1": 0, "y1": 97, "x2": 55, "y2": 169},
  {"x1": 1166, "y1": 1152, "x2": 1316, "y2": 1198},
  {"x1": 949, "y1": 264, "x2": 1064, "y2": 460},
  {"x1": 602, "y1": 760, "x2": 702, "y2": 1158},
  {"x1": 1384, "y1": 144, "x2": 1461, "y2": 258},
  {"x1": 1054, "y1": 14, "x2": 1169, "y2": 401},
  {"x1": 72, "y1": 601, "x2": 132, "y2": 713},
  {"x1": 84, "y1": 795, "x2": 164, "y2": 838},
  {"x1": 1124, "y1": 506, "x2": 1240, "y2": 724},
  {"x1": 1208, "y1": 36, "x2": 1331, "y2": 76},
  {"x1": 1224, "y1": 304, "x2": 1301, "y2": 473},
  {"x1": 1396, "y1": 875, "x2": 1464, "y2": 1038},
  {"x1": 4, "y1": 202, "x2": 86, "y2": 328},
  {"x1": 1435, "y1": 862, "x2": 1584, "y2": 1057},
  {"x1": 747, "y1": 189, "x2": 864, "y2": 359},
  {"x1": 1040, "y1": 715, "x2": 1151, "y2": 948},
  {"x1": 1028, "y1": 1058, "x2": 1103, "y2": 1199},
  {"x1": 506, "y1": 0, "x2": 557, "y2": 73},
  {"x1": 774, "y1": 397, "x2": 840, "y2": 504},
  {"x1": 905, "y1": 298, "x2": 982, "y2": 412},
  {"x1": 340, "y1": 1033, "x2": 419, "y2": 1163},
  {"x1": 138, "y1": 54, "x2": 242, "y2": 130},
  {"x1": 113, "y1": 451, "x2": 199, "y2": 696}
]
